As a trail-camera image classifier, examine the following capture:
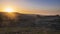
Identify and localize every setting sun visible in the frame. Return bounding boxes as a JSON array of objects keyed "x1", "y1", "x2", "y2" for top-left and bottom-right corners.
[
  {"x1": 2, "y1": 7, "x2": 16, "y2": 19},
  {"x1": 4, "y1": 8, "x2": 14, "y2": 12}
]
